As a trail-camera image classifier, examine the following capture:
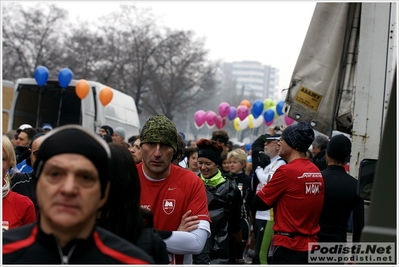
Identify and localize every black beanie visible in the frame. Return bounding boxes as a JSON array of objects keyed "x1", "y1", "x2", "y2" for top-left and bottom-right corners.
[
  {"x1": 281, "y1": 122, "x2": 315, "y2": 152},
  {"x1": 34, "y1": 125, "x2": 111, "y2": 197},
  {"x1": 100, "y1": 125, "x2": 114, "y2": 136},
  {"x1": 327, "y1": 134, "x2": 351, "y2": 162},
  {"x1": 197, "y1": 142, "x2": 222, "y2": 165}
]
